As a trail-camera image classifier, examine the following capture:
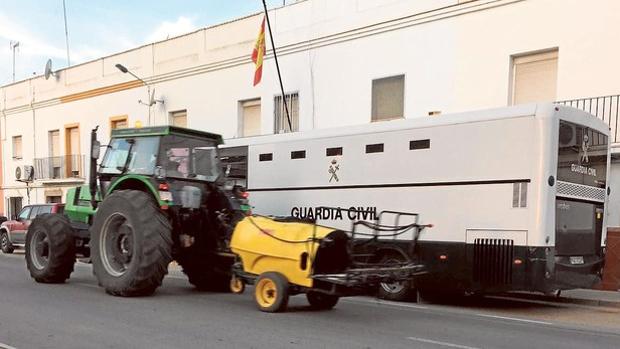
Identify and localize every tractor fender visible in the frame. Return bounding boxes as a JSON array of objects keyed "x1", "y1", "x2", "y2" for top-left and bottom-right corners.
[{"x1": 107, "y1": 176, "x2": 164, "y2": 206}]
